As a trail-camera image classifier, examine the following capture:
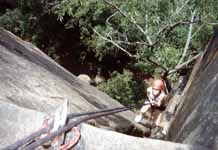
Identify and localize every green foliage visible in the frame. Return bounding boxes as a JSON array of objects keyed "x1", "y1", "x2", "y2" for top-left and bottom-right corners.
[
  {"x1": 0, "y1": 9, "x2": 29, "y2": 37},
  {"x1": 2, "y1": 0, "x2": 217, "y2": 69},
  {"x1": 97, "y1": 70, "x2": 146, "y2": 105},
  {"x1": 52, "y1": 0, "x2": 216, "y2": 69},
  {"x1": 0, "y1": 0, "x2": 73, "y2": 62},
  {"x1": 47, "y1": 46, "x2": 60, "y2": 62},
  {"x1": 0, "y1": 1, "x2": 48, "y2": 39},
  {"x1": 155, "y1": 45, "x2": 181, "y2": 69},
  {"x1": 52, "y1": 0, "x2": 114, "y2": 57},
  {"x1": 134, "y1": 61, "x2": 155, "y2": 75}
]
